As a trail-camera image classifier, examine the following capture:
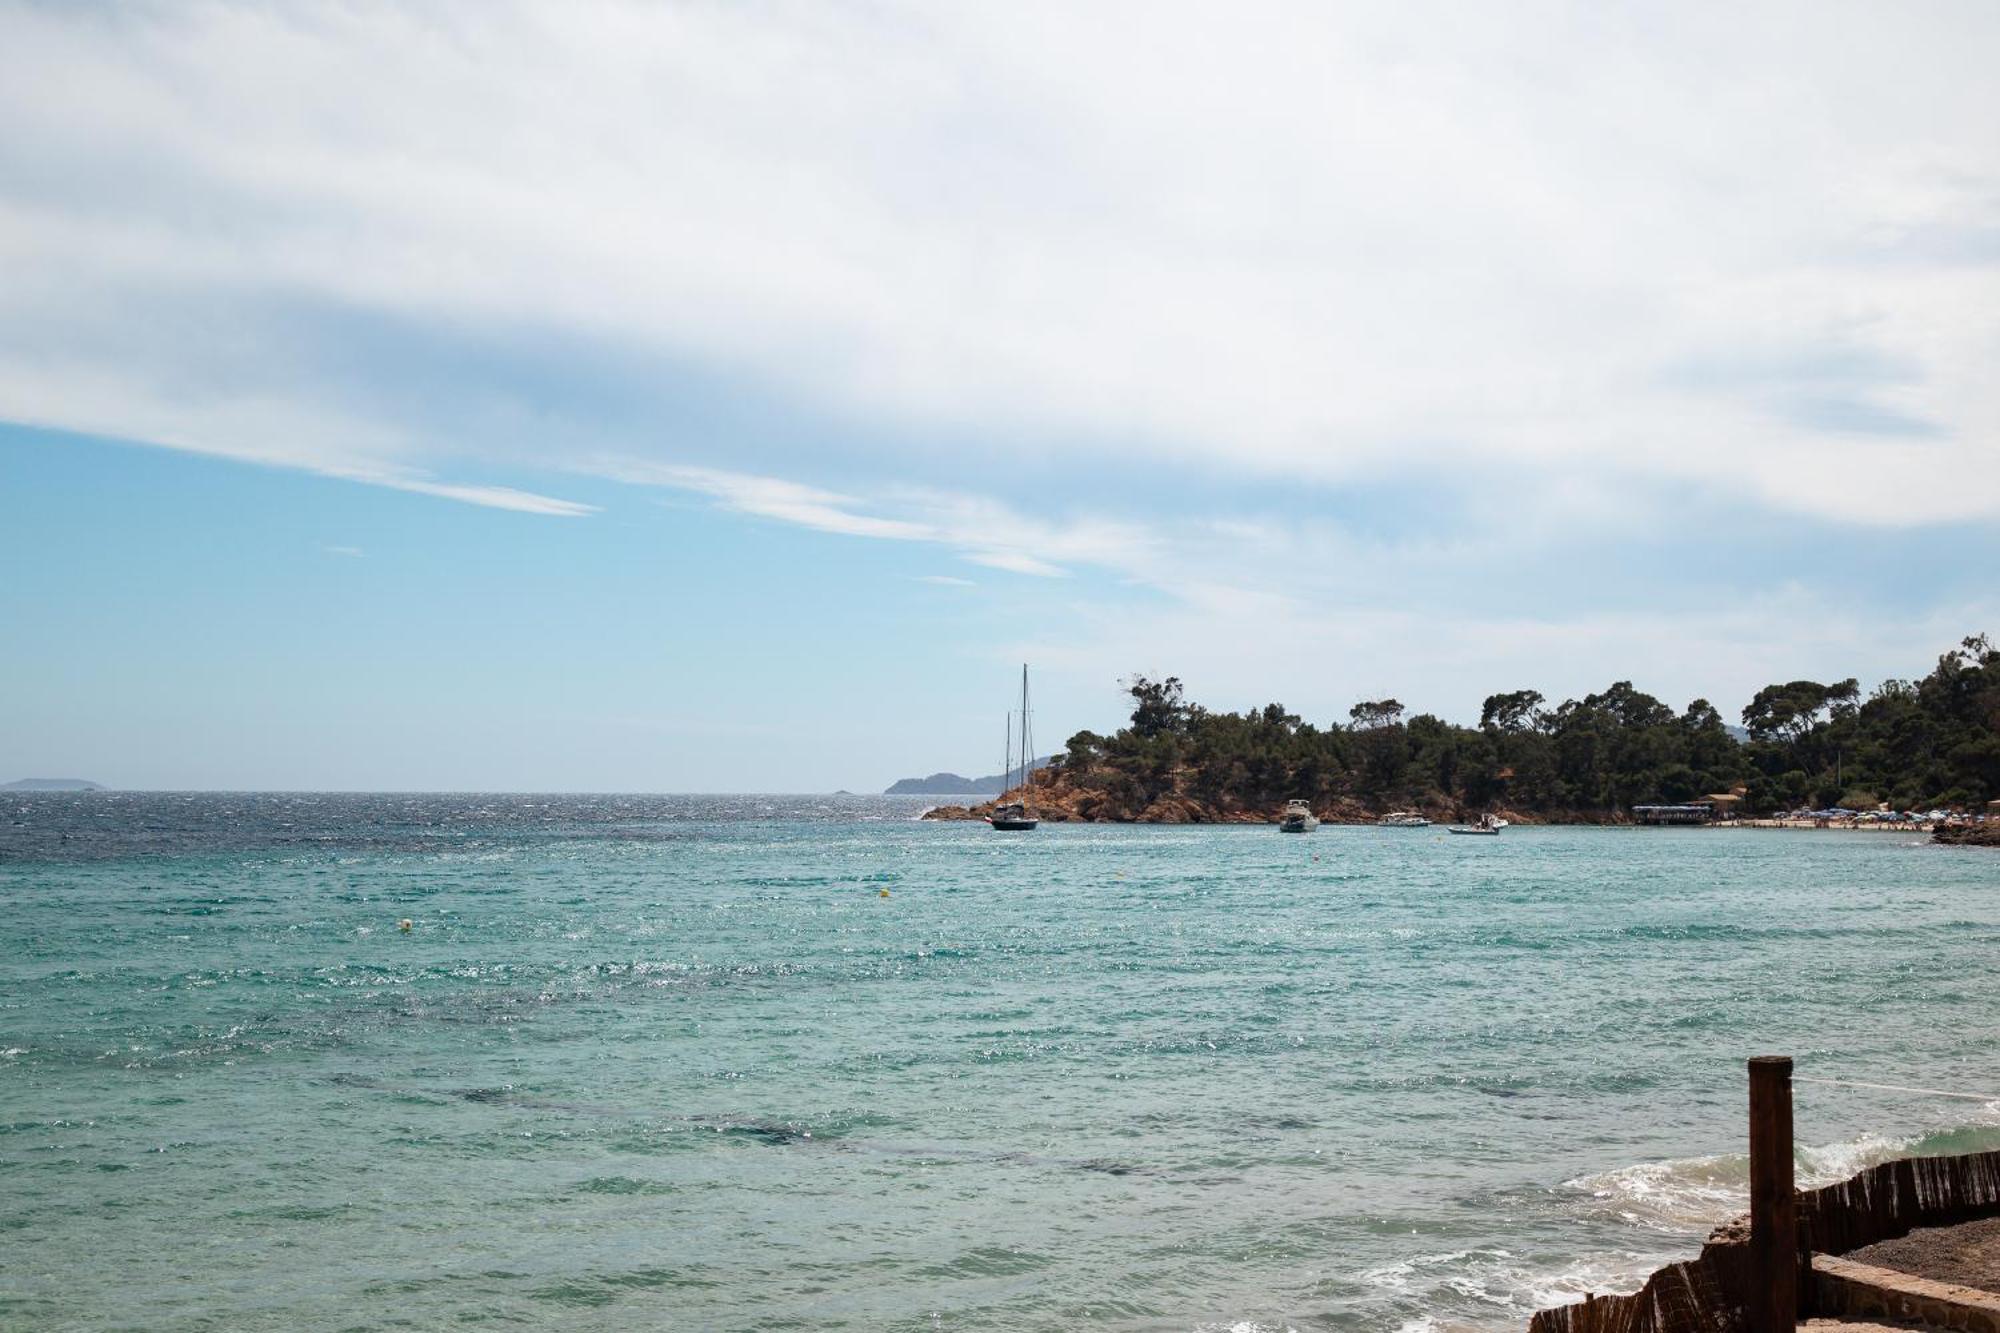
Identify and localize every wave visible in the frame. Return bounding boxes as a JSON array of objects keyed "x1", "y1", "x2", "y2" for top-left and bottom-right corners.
[
  {"x1": 1355, "y1": 1110, "x2": 2000, "y2": 1329},
  {"x1": 1564, "y1": 1109, "x2": 2000, "y2": 1235},
  {"x1": 1360, "y1": 1245, "x2": 1661, "y2": 1326}
]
